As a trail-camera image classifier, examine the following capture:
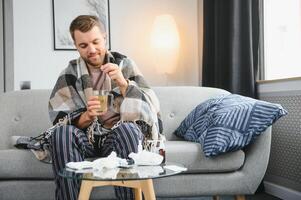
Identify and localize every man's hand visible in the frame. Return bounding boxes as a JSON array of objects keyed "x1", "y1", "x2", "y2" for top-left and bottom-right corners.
[
  {"x1": 101, "y1": 63, "x2": 128, "y2": 96},
  {"x1": 86, "y1": 96, "x2": 103, "y2": 119},
  {"x1": 74, "y1": 95, "x2": 105, "y2": 129}
]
